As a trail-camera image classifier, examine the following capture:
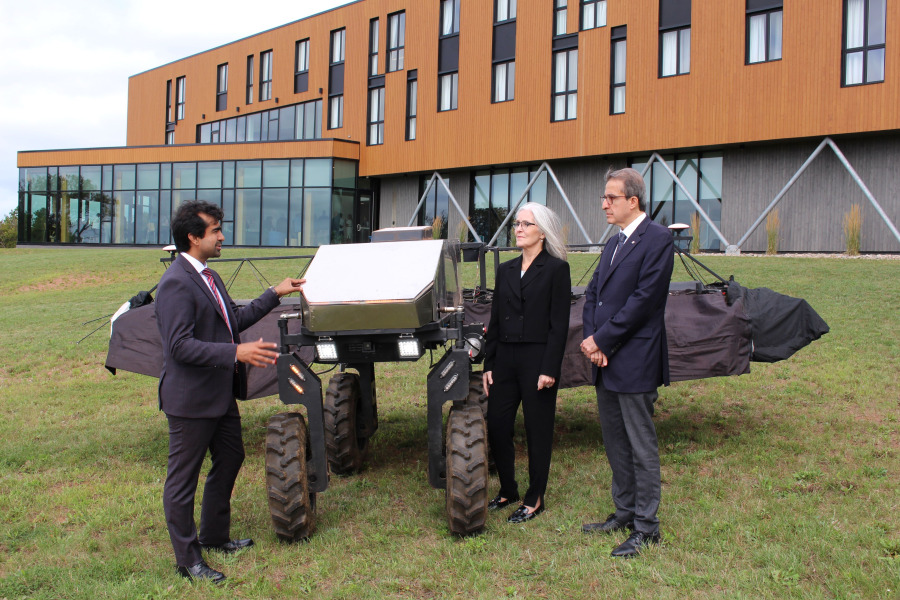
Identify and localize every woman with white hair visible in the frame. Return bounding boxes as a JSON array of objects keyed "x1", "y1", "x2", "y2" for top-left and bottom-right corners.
[{"x1": 482, "y1": 202, "x2": 571, "y2": 523}]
